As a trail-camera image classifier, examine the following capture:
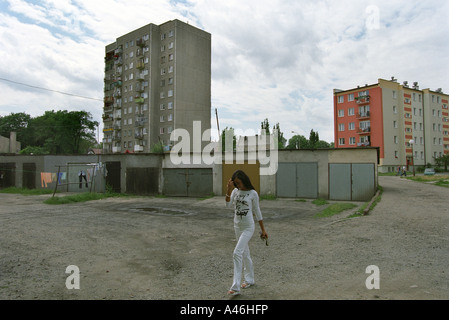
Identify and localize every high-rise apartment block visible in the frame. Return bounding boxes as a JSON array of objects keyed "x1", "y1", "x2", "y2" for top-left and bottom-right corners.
[
  {"x1": 103, "y1": 20, "x2": 211, "y2": 153},
  {"x1": 334, "y1": 78, "x2": 449, "y2": 172}
]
